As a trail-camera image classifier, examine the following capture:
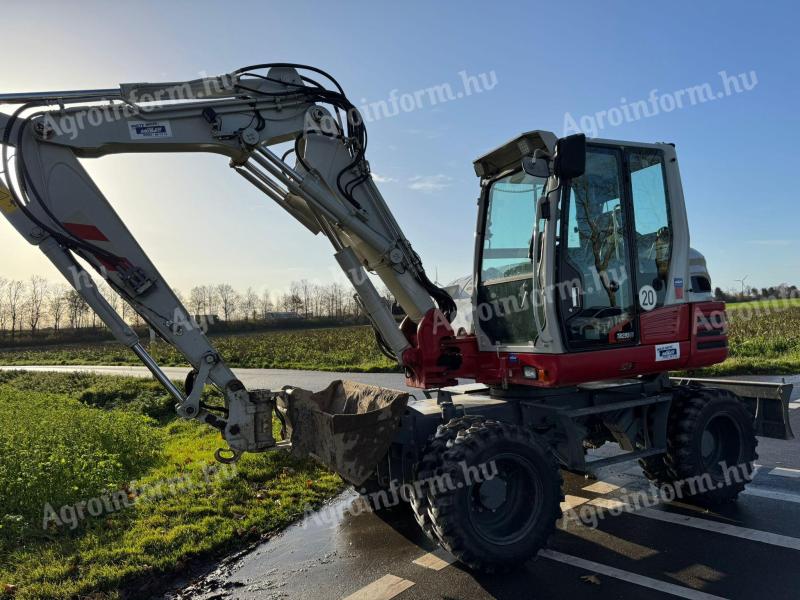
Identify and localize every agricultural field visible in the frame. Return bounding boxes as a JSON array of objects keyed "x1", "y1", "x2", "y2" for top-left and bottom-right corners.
[
  {"x1": 0, "y1": 307, "x2": 799, "y2": 377},
  {"x1": 725, "y1": 297, "x2": 800, "y2": 312},
  {"x1": 0, "y1": 325, "x2": 398, "y2": 373},
  {"x1": 0, "y1": 371, "x2": 344, "y2": 600},
  {"x1": 701, "y1": 302, "x2": 800, "y2": 376}
]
